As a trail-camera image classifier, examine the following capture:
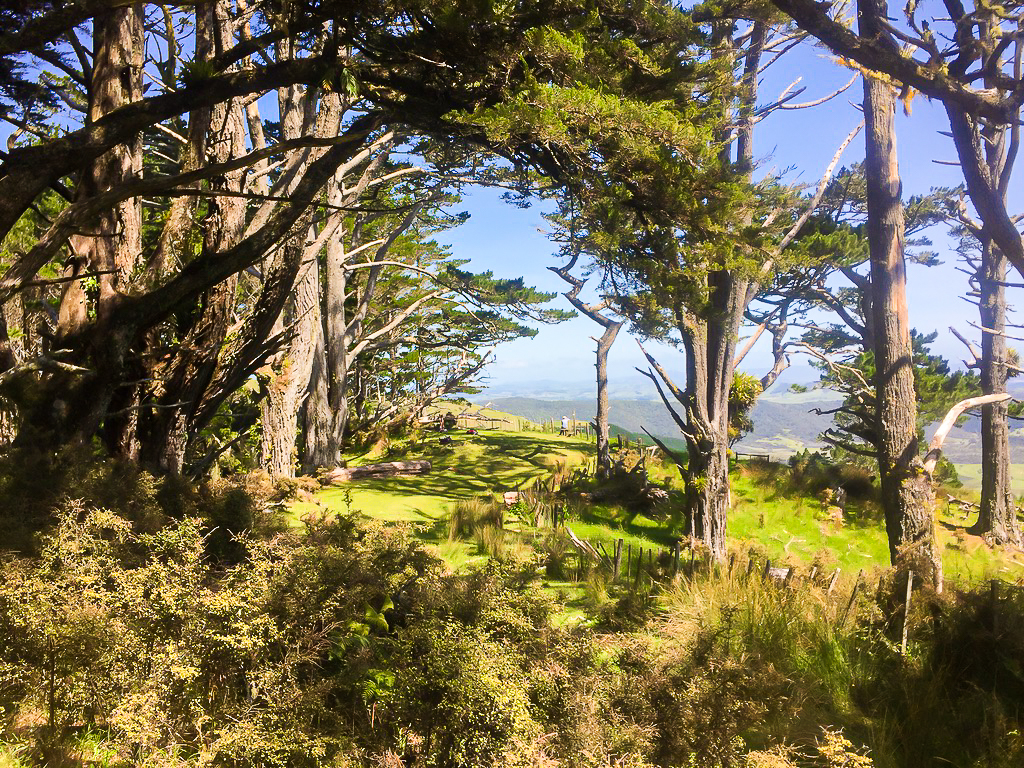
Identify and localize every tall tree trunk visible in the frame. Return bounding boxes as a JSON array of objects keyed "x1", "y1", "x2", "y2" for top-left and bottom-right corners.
[
  {"x1": 679, "y1": 272, "x2": 747, "y2": 562},
  {"x1": 301, "y1": 314, "x2": 332, "y2": 472},
  {"x1": 972, "y1": 243, "x2": 1022, "y2": 545},
  {"x1": 305, "y1": 175, "x2": 351, "y2": 467},
  {"x1": 860, "y1": 0, "x2": 941, "y2": 589},
  {"x1": 54, "y1": 4, "x2": 144, "y2": 456},
  {"x1": 969, "y1": 41, "x2": 1020, "y2": 545},
  {"x1": 59, "y1": 4, "x2": 144, "y2": 330},
  {"x1": 261, "y1": 241, "x2": 321, "y2": 476},
  {"x1": 549, "y1": 256, "x2": 623, "y2": 479},
  {"x1": 258, "y1": 65, "x2": 340, "y2": 476},
  {"x1": 138, "y1": 0, "x2": 246, "y2": 472},
  {"x1": 594, "y1": 320, "x2": 621, "y2": 478}
]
